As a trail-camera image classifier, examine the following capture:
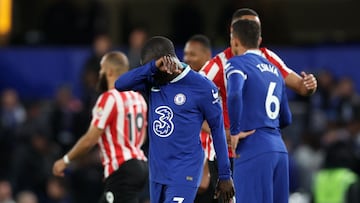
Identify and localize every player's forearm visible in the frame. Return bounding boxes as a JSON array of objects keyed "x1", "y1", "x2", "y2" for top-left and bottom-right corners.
[
  {"x1": 65, "y1": 129, "x2": 100, "y2": 162},
  {"x1": 115, "y1": 60, "x2": 156, "y2": 91},
  {"x1": 207, "y1": 117, "x2": 231, "y2": 180},
  {"x1": 285, "y1": 72, "x2": 316, "y2": 96},
  {"x1": 227, "y1": 92, "x2": 243, "y2": 135}
]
